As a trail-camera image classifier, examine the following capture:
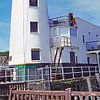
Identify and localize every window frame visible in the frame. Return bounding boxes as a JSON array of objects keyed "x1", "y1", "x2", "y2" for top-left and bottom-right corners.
[
  {"x1": 29, "y1": 0, "x2": 38, "y2": 7},
  {"x1": 30, "y1": 22, "x2": 38, "y2": 33},
  {"x1": 31, "y1": 49, "x2": 40, "y2": 60}
]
